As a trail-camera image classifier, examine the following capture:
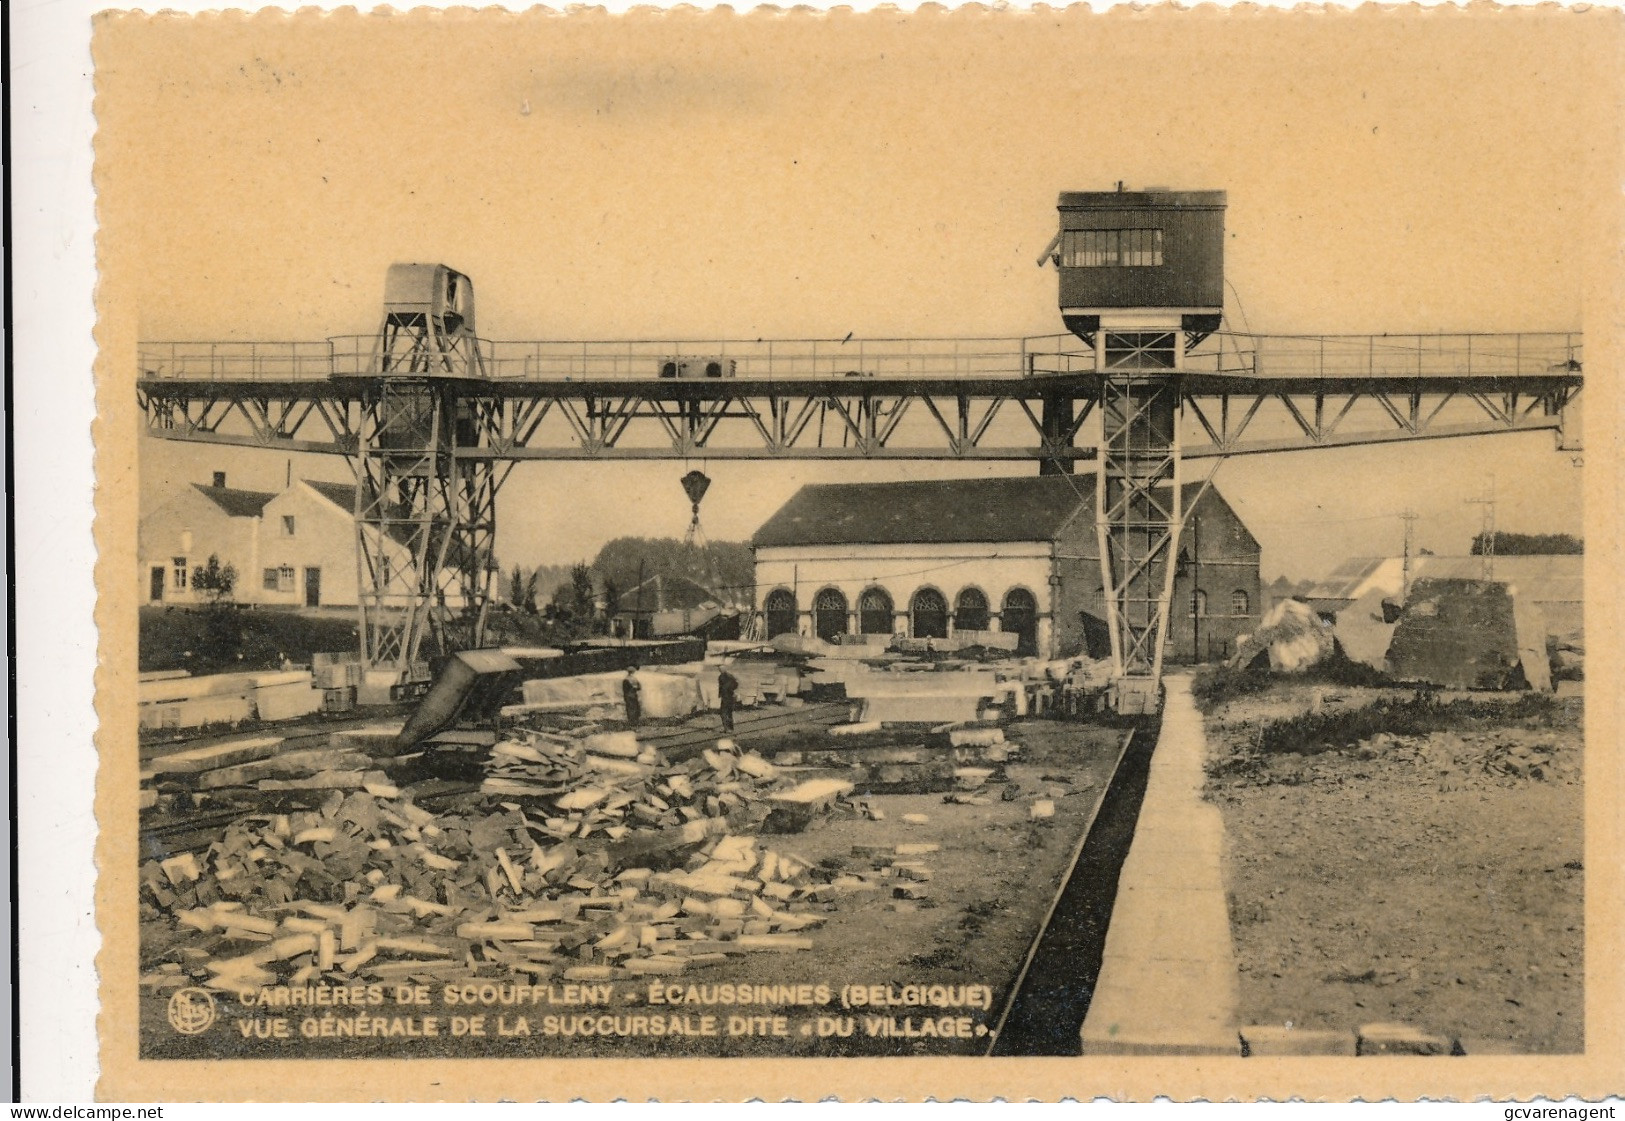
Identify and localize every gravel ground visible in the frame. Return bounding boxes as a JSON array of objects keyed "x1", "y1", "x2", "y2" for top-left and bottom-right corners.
[{"x1": 1203, "y1": 682, "x2": 1583, "y2": 1052}]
